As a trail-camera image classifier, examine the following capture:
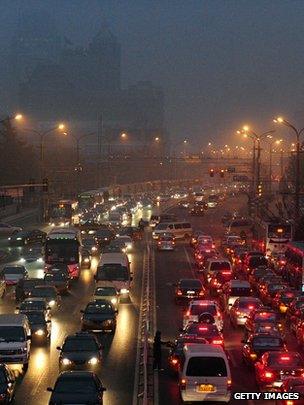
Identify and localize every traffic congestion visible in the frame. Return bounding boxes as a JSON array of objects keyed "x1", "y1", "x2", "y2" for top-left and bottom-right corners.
[{"x1": 0, "y1": 185, "x2": 302, "y2": 404}]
